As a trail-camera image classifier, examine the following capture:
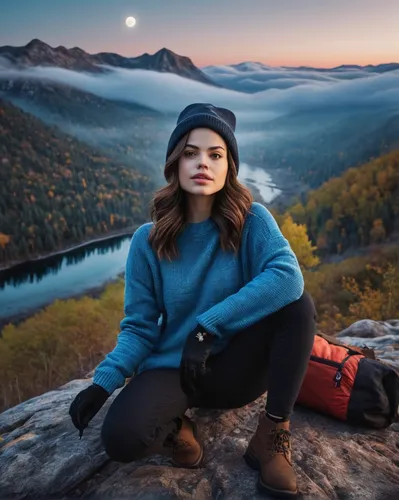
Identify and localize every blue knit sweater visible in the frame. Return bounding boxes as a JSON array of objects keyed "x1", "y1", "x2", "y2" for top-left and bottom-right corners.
[{"x1": 93, "y1": 202, "x2": 304, "y2": 394}]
